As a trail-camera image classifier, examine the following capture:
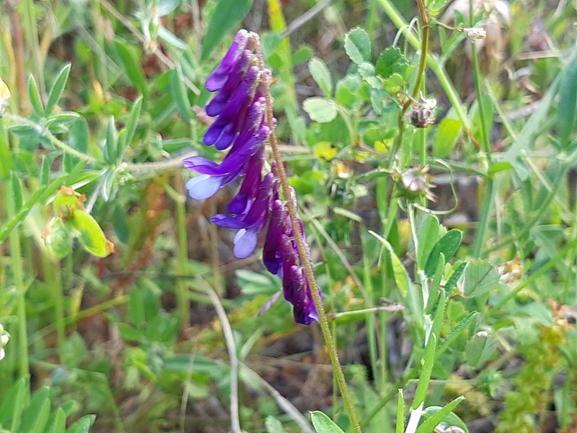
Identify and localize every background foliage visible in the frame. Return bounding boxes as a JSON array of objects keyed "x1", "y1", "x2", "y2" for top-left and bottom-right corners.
[{"x1": 0, "y1": 0, "x2": 576, "y2": 432}]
